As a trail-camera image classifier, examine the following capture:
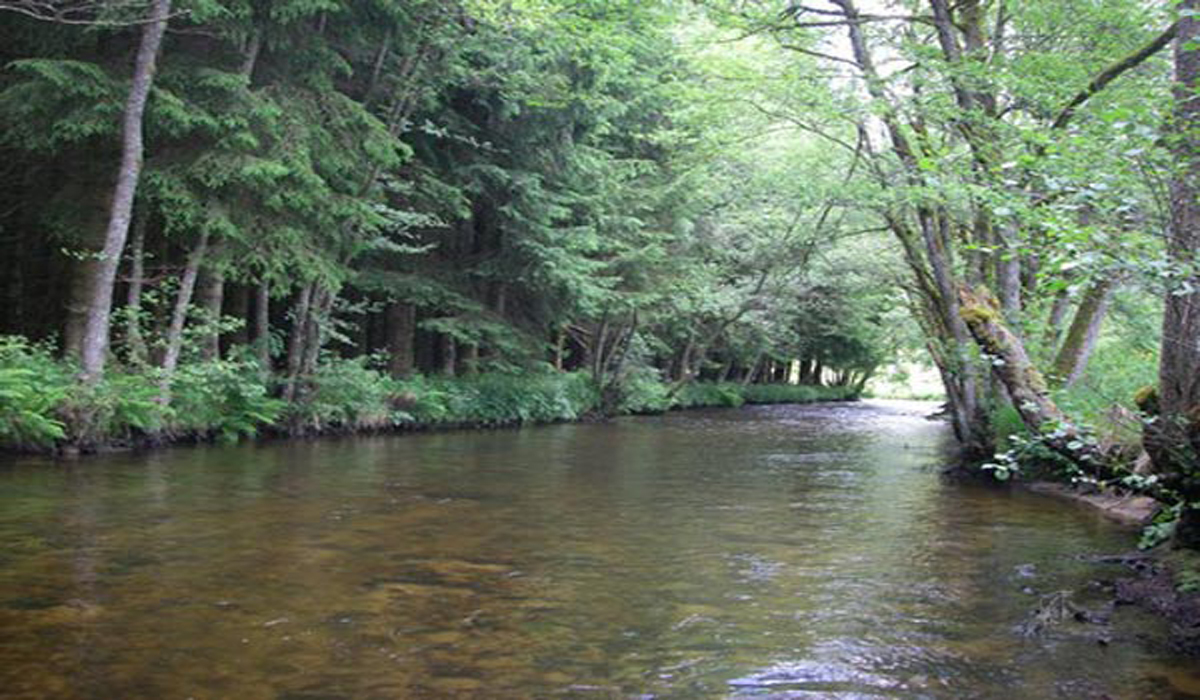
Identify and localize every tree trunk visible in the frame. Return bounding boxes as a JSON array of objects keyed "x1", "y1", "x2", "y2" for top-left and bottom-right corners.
[
  {"x1": 440, "y1": 334, "x2": 457, "y2": 377},
  {"x1": 553, "y1": 328, "x2": 566, "y2": 371},
  {"x1": 226, "y1": 283, "x2": 250, "y2": 347},
  {"x1": 197, "y1": 265, "x2": 224, "y2": 361},
  {"x1": 158, "y1": 229, "x2": 209, "y2": 401},
  {"x1": 996, "y1": 230, "x2": 1023, "y2": 328},
  {"x1": 1153, "y1": 2, "x2": 1200, "y2": 547},
  {"x1": 463, "y1": 344, "x2": 479, "y2": 374},
  {"x1": 717, "y1": 356, "x2": 734, "y2": 383},
  {"x1": 959, "y1": 284, "x2": 1107, "y2": 467},
  {"x1": 78, "y1": 0, "x2": 172, "y2": 381},
  {"x1": 741, "y1": 353, "x2": 764, "y2": 387},
  {"x1": 1049, "y1": 279, "x2": 1116, "y2": 388},
  {"x1": 123, "y1": 210, "x2": 148, "y2": 365},
  {"x1": 255, "y1": 283, "x2": 270, "y2": 379},
  {"x1": 299, "y1": 287, "x2": 332, "y2": 381},
  {"x1": 385, "y1": 302, "x2": 415, "y2": 378},
  {"x1": 283, "y1": 284, "x2": 313, "y2": 403},
  {"x1": 675, "y1": 338, "x2": 694, "y2": 382},
  {"x1": 1041, "y1": 286, "x2": 1073, "y2": 360}
]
